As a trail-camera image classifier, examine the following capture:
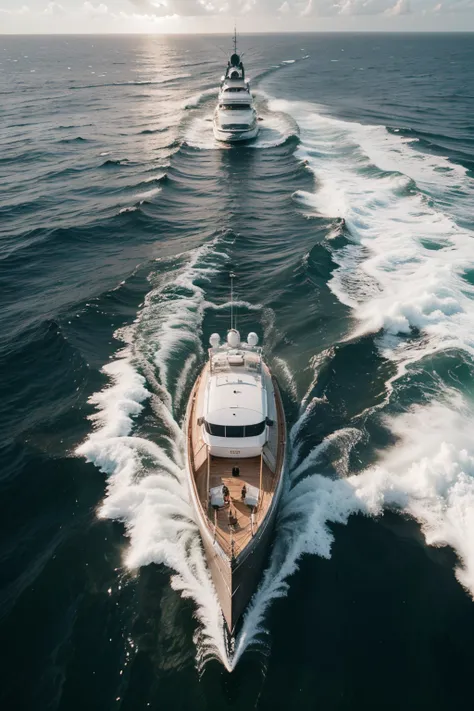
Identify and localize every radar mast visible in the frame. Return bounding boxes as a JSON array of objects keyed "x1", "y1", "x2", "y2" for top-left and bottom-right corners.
[{"x1": 229, "y1": 271, "x2": 236, "y2": 330}]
